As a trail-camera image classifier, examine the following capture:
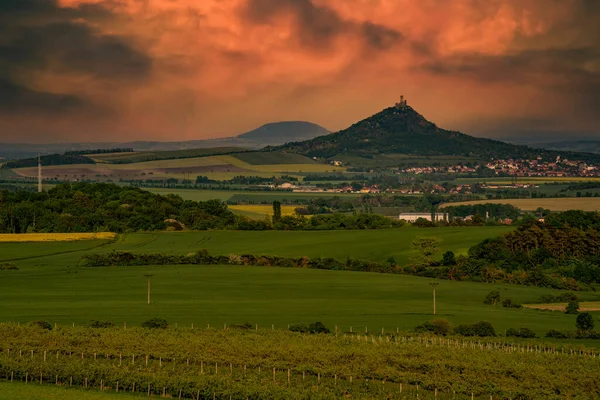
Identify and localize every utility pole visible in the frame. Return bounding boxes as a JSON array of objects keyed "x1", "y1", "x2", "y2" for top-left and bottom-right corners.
[
  {"x1": 37, "y1": 155, "x2": 42, "y2": 193},
  {"x1": 145, "y1": 274, "x2": 153, "y2": 304},
  {"x1": 429, "y1": 283, "x2": 439, "y2": 315}
]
